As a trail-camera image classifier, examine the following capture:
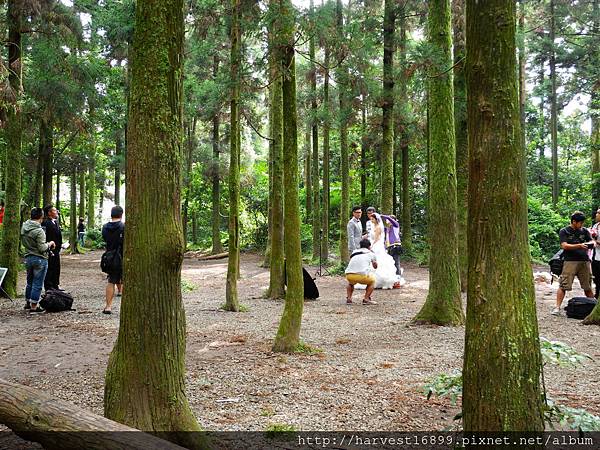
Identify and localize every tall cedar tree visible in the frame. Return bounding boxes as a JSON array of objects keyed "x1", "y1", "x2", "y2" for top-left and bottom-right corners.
[
  {"x1": 0, "y1": 0, "x2": 23, "y2": 298},
  {"x1": 322, "y1": 45, "x2": 331, "y2": 260},
  {"x1": 463, "y1": 0, "x2": 545, "y2": 430},
  {"x1": 452, "y1": 0, "x2": 467, "y2": 291},
  {"x1": 310, "y1": 0, "x2": 320, "y2": 261},
  {"x1": 413, "y1": 0, "x2": 463, "y2": 325},
  {"x1": 225, "y1": 0, "x2": 242, "y2": 311},
  {"x1": 380, "y1": 0, "x2": 395, "y2": 214},
  {"x1": 272, "y1": 0, "x2": 304, "y2": 353},
  {"x1": 266, "y1": 8, "x2": 285, "y2": 300},
  {"x1": 337, "y1": 0, "x2": 350, "y2": 263},
  {"x1": 591, "y1": 0, "x2": 600, "y2": 212},
  {"x1": 550, "y1": 0, "x2": 559, "y2": 206},
  {"x1": 69, "y1": 169, "x2": 80, "y2": 254},
  {"x1": 103, "y1": 0, "x2": 205, "y2": 445},
  {"x1": 211, "y1": 57, "x2": 223, "y2": 254}
]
